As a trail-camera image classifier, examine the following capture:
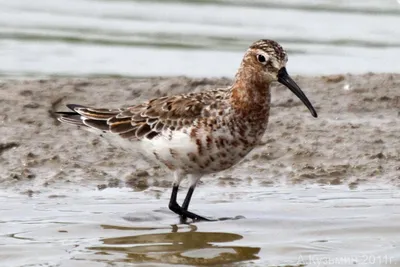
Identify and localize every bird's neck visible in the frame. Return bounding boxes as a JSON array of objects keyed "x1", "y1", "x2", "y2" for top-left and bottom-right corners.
[{"x1": 229, "y1": 69, "x2": 271, "y2": 121}]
